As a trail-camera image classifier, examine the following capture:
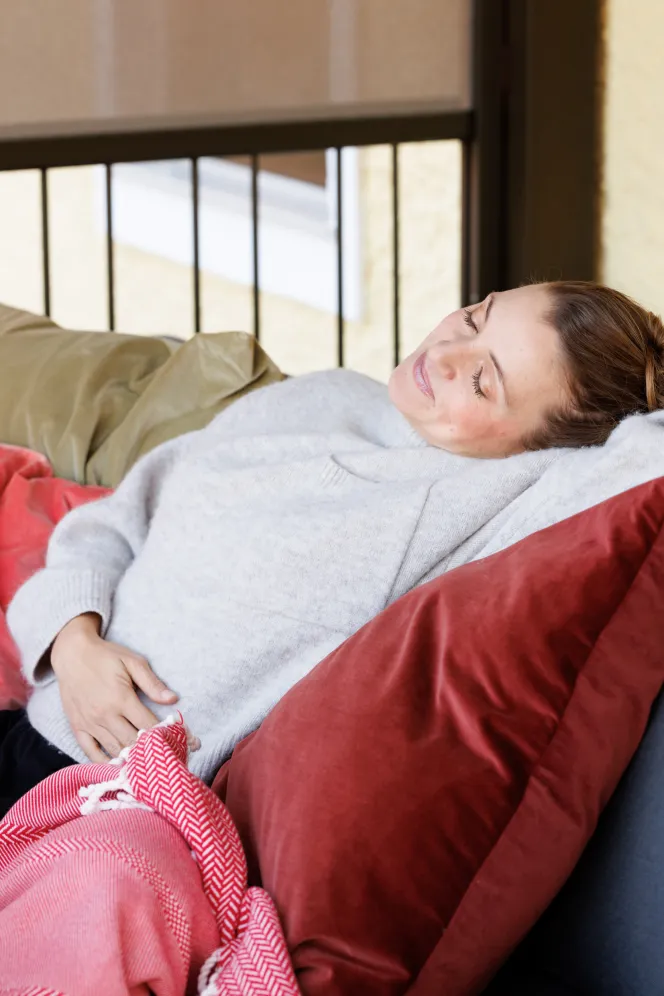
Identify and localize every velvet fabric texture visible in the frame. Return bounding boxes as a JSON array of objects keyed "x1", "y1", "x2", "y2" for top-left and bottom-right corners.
[
  {"x1": 0, "y1": 445, "x2": 108, "y2": 709},
  {"x1": 214, "y1": 478, "x2": 664, "y2": 996}
]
